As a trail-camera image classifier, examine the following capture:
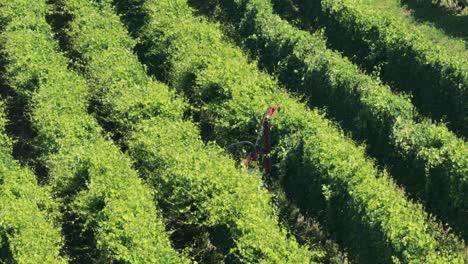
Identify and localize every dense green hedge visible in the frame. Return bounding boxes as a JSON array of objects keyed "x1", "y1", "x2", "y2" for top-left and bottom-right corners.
[
  {"x1": 292, "y1": 0, "x2": 468, "y2": 138},
  {"x1": 0, "y1": 0, "x2": 185, "y2": 263},
  {"x1": 55, "y1": 0, "x2": 315, "y2": 262},
  {"x1": 196, "y1": 0, "x2": 468, "y2": 242},
  {"x1": 0, "y1": 102, "x2": 66, "y2": 263},
  {"x1": 113, "y1": 0, "x2": 466, "y2": 263}
]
